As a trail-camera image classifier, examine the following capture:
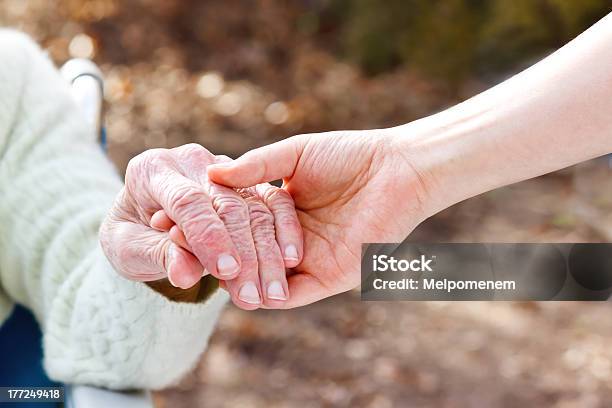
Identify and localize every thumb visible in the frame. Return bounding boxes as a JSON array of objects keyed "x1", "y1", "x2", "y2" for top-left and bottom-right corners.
[
  {"x1": 207, "y1": 135, "x2": 306, "y2": 187},
  {"x1": 101, "y1": 219, "x2": 203, "y2": 289}
]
